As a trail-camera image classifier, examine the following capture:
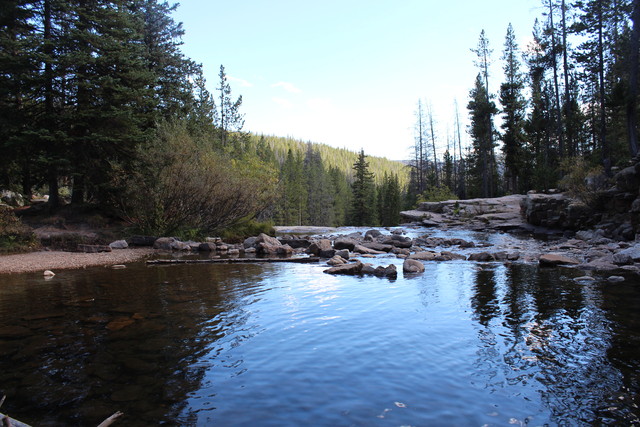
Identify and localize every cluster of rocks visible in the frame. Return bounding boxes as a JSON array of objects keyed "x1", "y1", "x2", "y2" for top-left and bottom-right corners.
[{"x1": 95, "y1": 220, "x2": 640, "y2": 280}]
